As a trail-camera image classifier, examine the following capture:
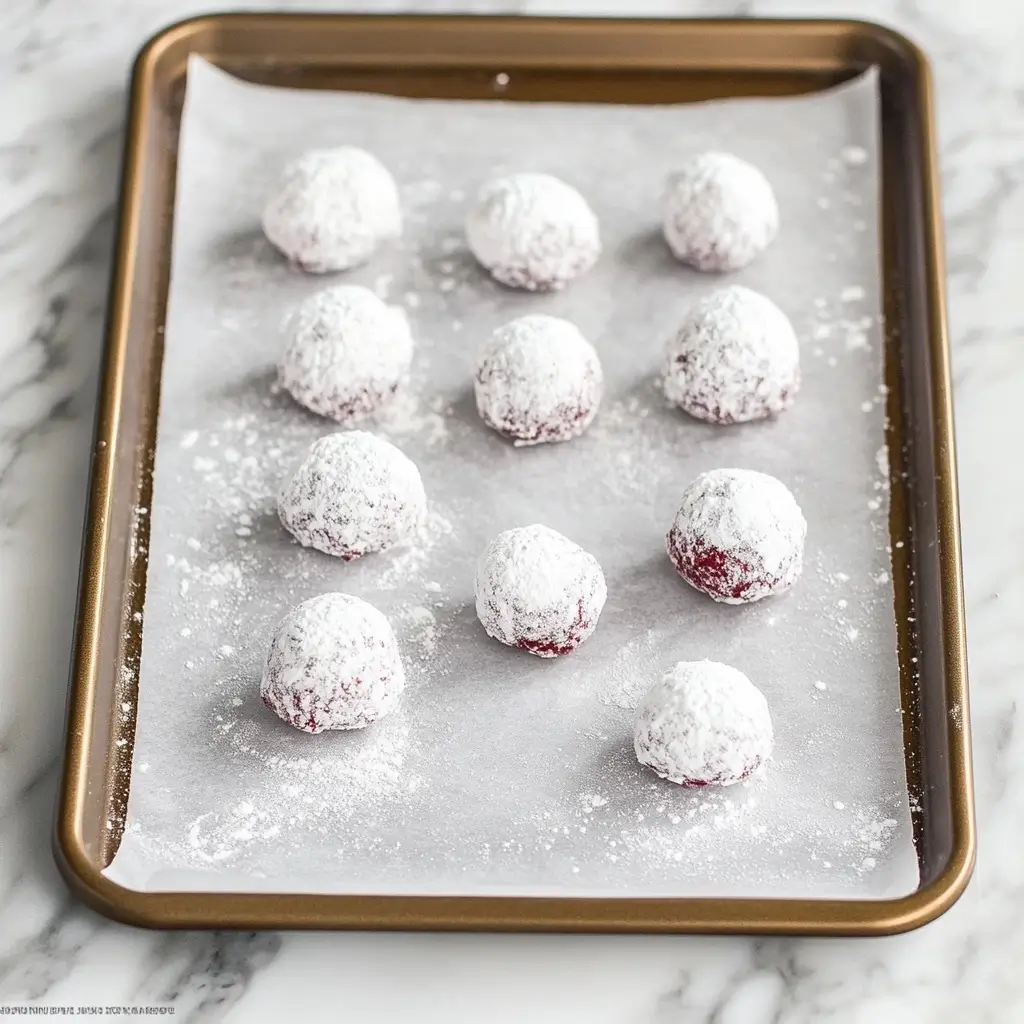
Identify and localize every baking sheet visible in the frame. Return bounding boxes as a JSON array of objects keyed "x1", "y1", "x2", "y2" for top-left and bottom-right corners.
[{"x1": 105, "y1": 56, "x2": 916, "y2": 898}]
